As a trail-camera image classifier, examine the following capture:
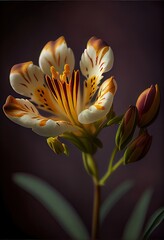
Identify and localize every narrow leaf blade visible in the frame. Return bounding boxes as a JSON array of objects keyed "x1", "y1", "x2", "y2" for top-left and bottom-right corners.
[
  {"x1": 100, "y1": 180, "x2": 134, "y2": 223},
  {"x1": 13, "y1": 173, "x2": 89, "y2": 240},
  {"x1": 122, "y1": 188, "x2": 153, "y2": 240},
  {"x1": 142, "y1": 207, "x2": 164, "y2": 240}
]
